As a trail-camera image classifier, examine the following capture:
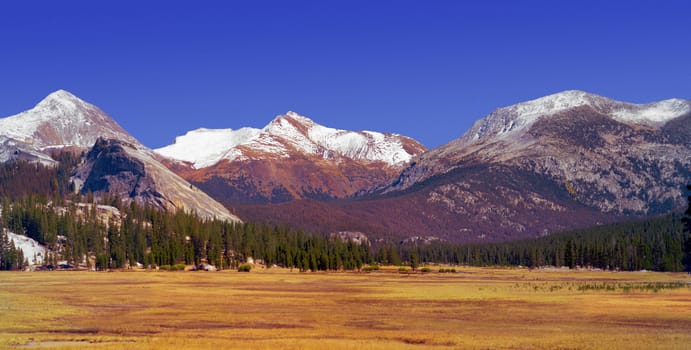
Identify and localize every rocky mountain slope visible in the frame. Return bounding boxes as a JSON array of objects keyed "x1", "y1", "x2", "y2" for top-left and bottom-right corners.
[
  {"x1": 0, "y1": 90, "x2": 240, "y2": 222},
  {"x1": 72, "y1": 138, "x2": 240, "y2": 222},
  {"x1": 237, "y1": 91, "x2": 691, "y2": 243},
  {"x1": 367, "y1": 91, "x2": 691, "y2": 239},
  {"x1": 383, "y1": 90, "x2": 690, "y2": 213},
  {"x1": 155, "y1": 111, "x2": 426, "y2": 203}
]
